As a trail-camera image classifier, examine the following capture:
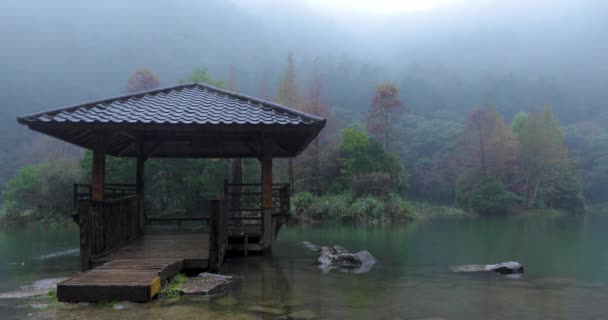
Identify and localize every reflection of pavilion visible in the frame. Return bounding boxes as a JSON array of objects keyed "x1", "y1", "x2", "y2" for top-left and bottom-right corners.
[{"x1": 18, "y1": 83, "x2": 325, "y2": 302}]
